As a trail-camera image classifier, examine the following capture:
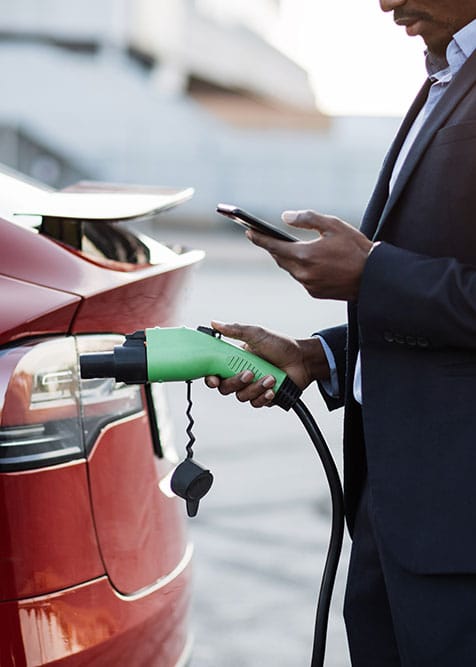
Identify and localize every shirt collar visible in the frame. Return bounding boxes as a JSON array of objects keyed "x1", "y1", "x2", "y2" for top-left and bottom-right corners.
[
  {"x1": 453, "y1": 17, "x2": 476, "y2": 60},
  {"x1": 425, "y1": 17, "x2": 476, "y2": 82}
]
